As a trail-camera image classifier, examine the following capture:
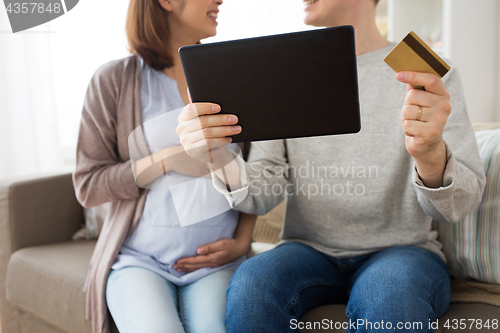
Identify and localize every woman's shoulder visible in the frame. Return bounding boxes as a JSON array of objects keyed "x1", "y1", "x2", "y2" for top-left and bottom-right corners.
[{"x1": 91, "y1": 54, "x2": 140, "y2": 84}]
